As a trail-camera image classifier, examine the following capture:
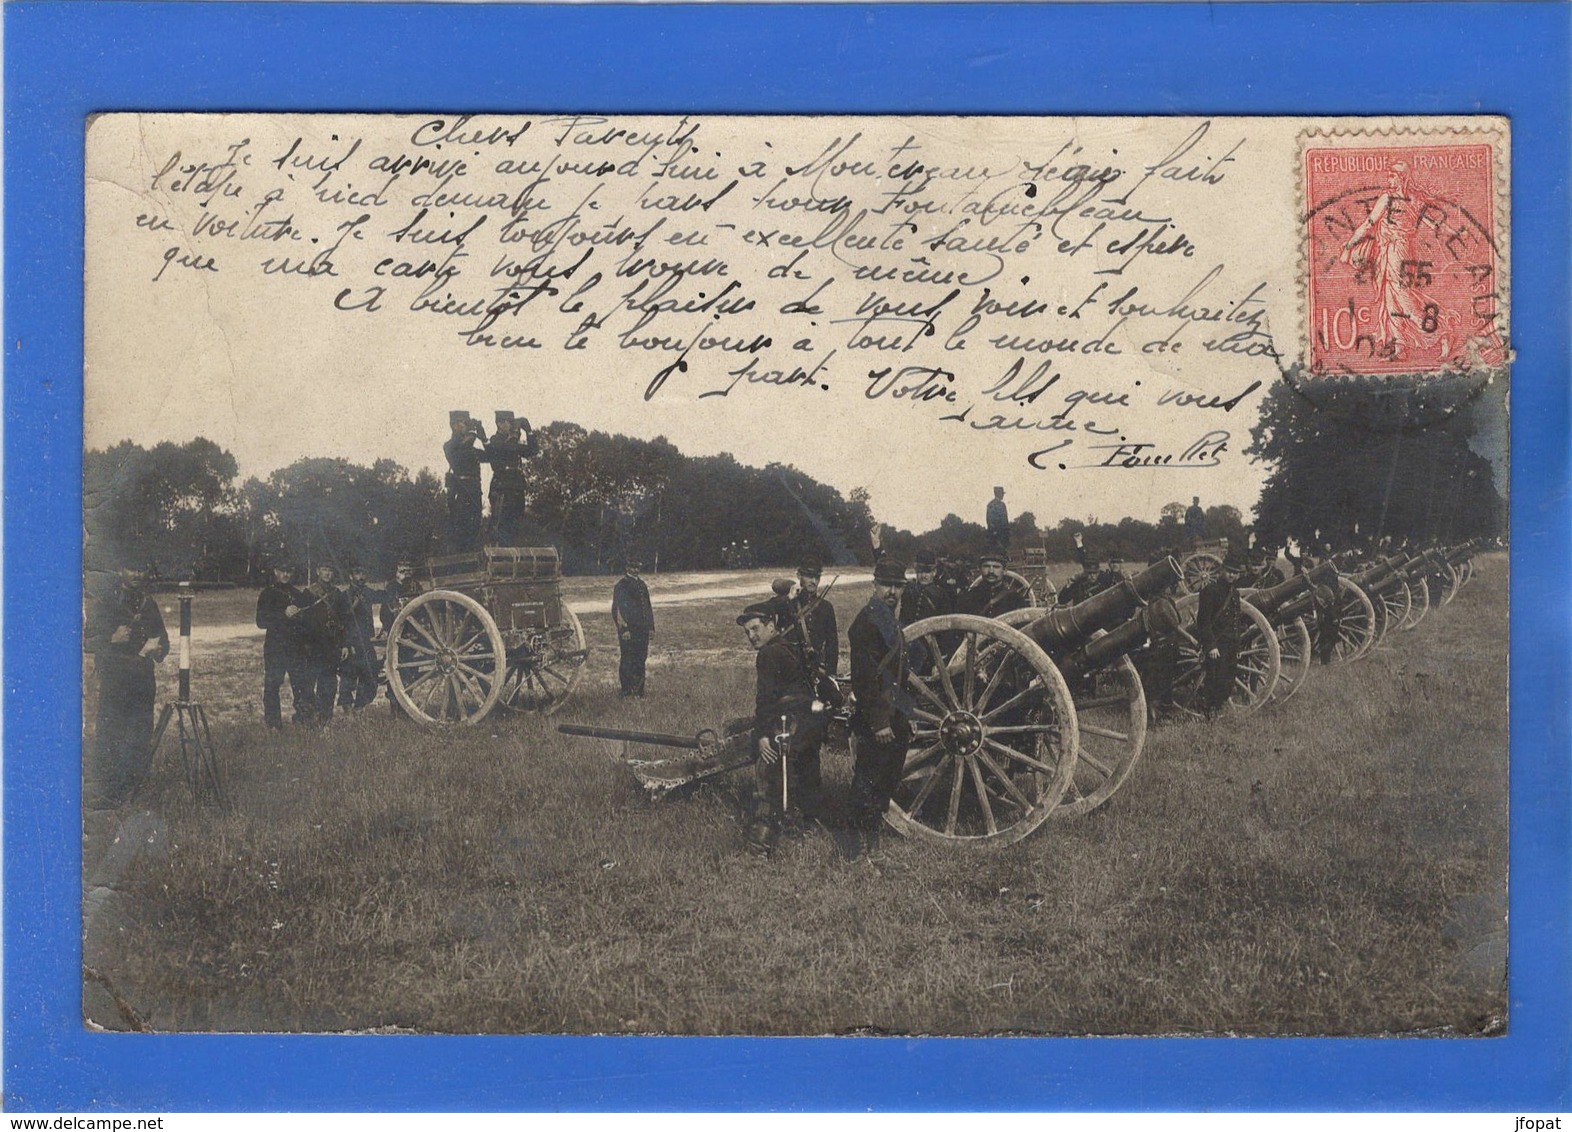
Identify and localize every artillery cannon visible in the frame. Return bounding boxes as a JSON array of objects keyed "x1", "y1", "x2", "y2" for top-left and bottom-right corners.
[
  {"x1": 1238, "y1": 562, "x2": 1341, "y2": 703},
  {"x1": 385, "y1": 546, "x2": 588, "y2": 724}
]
